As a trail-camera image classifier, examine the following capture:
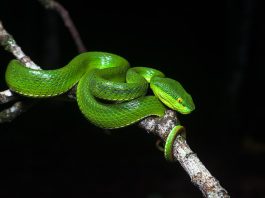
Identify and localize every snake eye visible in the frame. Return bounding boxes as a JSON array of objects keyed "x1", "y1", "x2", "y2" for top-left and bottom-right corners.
[{"x1": 177, "y1": 97, "x2": 183, "y2": 103}]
